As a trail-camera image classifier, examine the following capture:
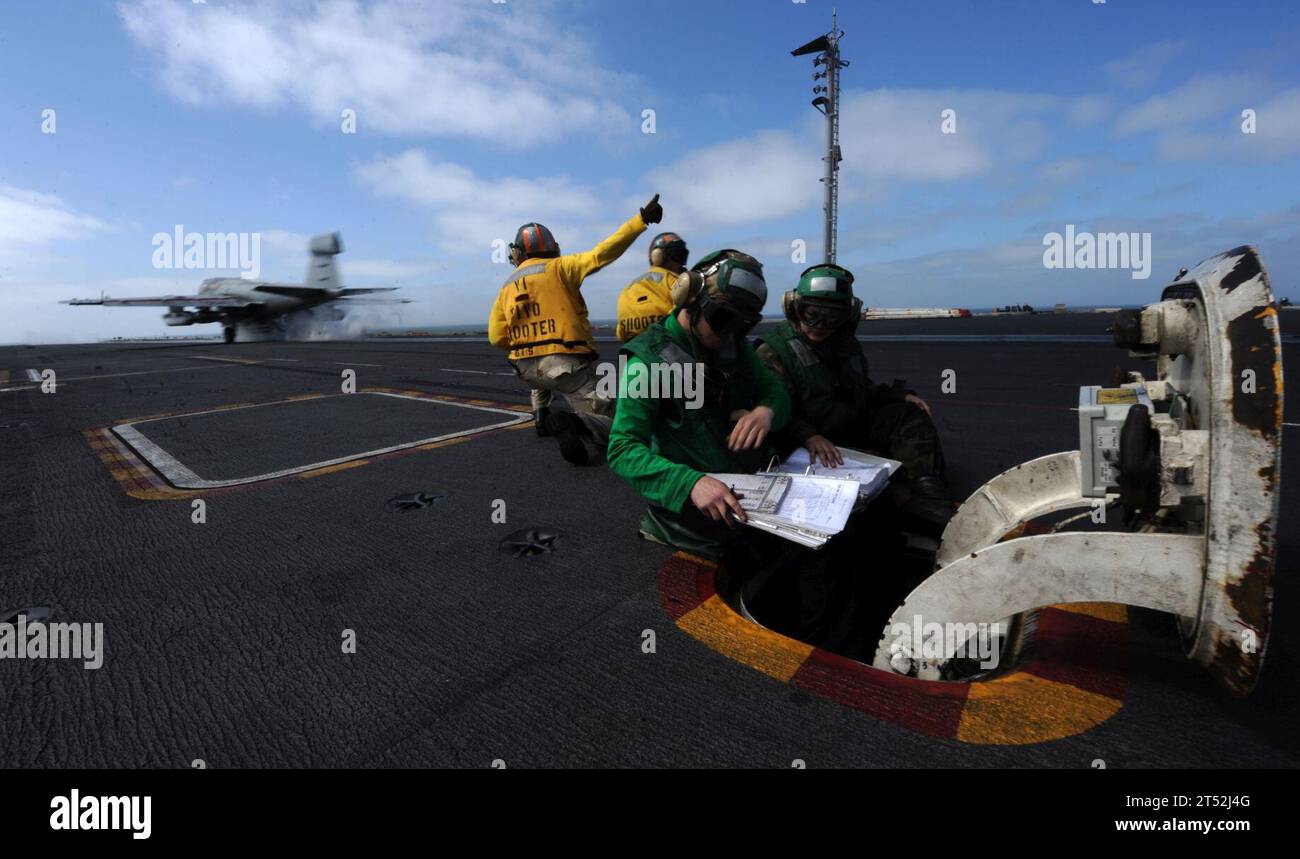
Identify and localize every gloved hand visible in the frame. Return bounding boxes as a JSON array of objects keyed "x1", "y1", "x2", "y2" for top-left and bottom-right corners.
[{"x1": 640, "y1": 193, "x2": 663, "y2": 225}]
